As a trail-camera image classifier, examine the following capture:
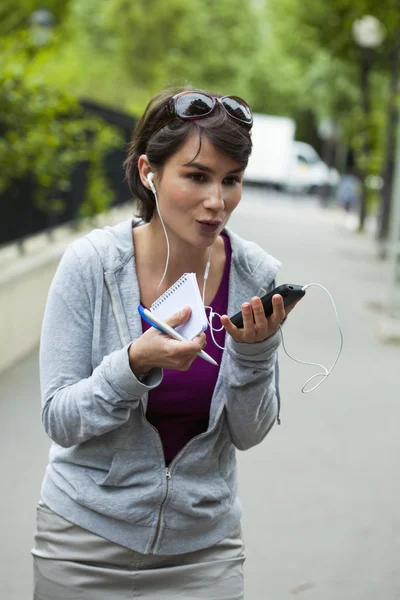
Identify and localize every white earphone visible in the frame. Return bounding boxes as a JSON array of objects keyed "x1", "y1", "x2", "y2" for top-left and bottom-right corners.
[
  {"x1": 147, "y1": 172, "x2": 156, "y2": 194},
  {"x1": 146, "y1": 171, "x2": 171, "y2": 292}
]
